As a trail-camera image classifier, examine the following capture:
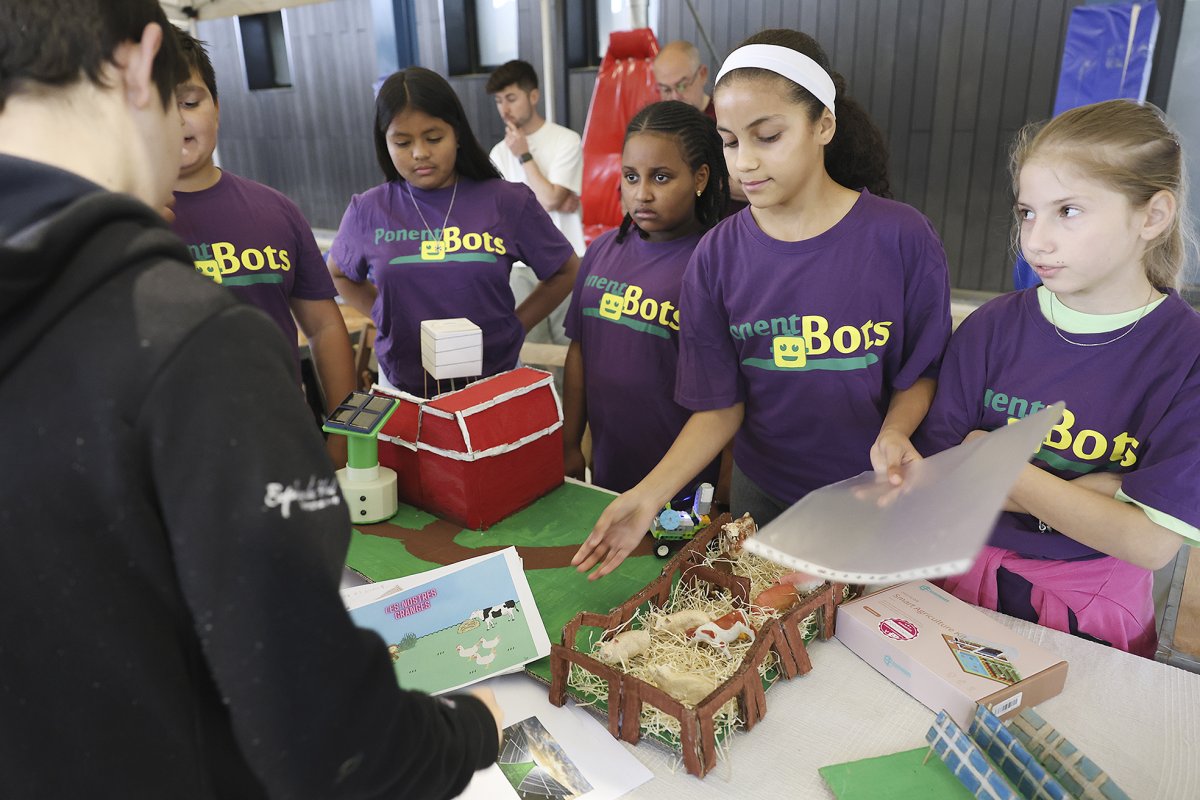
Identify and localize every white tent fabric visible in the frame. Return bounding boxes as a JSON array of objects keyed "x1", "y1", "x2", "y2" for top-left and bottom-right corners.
[{"x1": 159, "y1": 0, "x2": 328, "y2": 23}]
